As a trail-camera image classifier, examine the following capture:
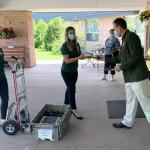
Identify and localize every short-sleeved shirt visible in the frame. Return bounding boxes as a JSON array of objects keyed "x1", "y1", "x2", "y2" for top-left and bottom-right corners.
[
  {"x1": 0, "y1": 53, "x2": 6, "y2": 80},
  {"x1": 104, "y1": 37, "x2": 120, "y2": 55},
  {"x1": 60, "y1": 42, "x2": 81, "y2": 72}
]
